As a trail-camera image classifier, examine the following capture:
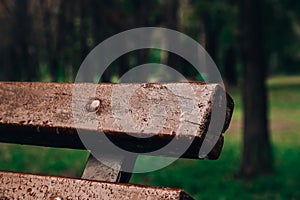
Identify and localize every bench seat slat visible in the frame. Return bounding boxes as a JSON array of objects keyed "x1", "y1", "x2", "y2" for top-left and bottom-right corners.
[{"x1": 0, "y1": 171, "x2": 193, "y2": 200}]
